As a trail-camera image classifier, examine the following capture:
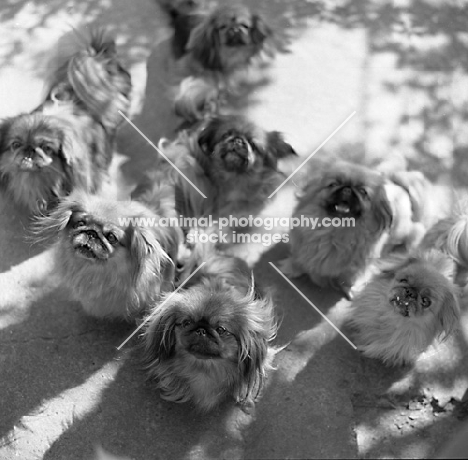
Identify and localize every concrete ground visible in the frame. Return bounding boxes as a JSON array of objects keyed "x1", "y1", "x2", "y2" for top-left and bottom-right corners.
[{"x1": 1, "y1": 0, "x2": 468, "y2": 459}]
